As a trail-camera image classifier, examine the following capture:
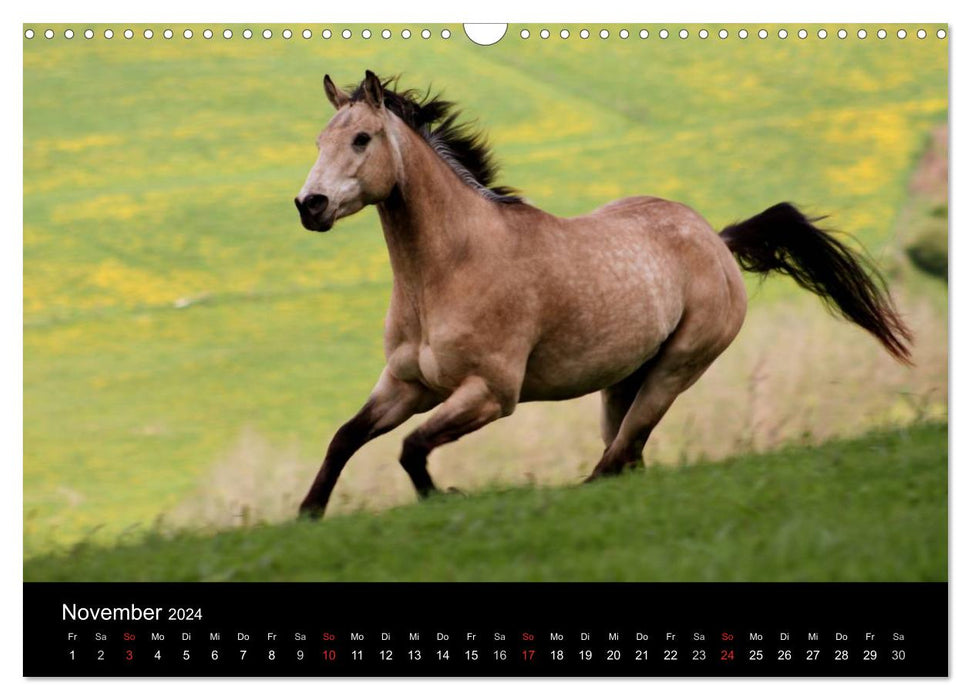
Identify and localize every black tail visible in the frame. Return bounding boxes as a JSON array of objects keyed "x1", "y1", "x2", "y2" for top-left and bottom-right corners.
[{"x1": 720, "y1": 202, "x2": 912, "y2": 364}]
